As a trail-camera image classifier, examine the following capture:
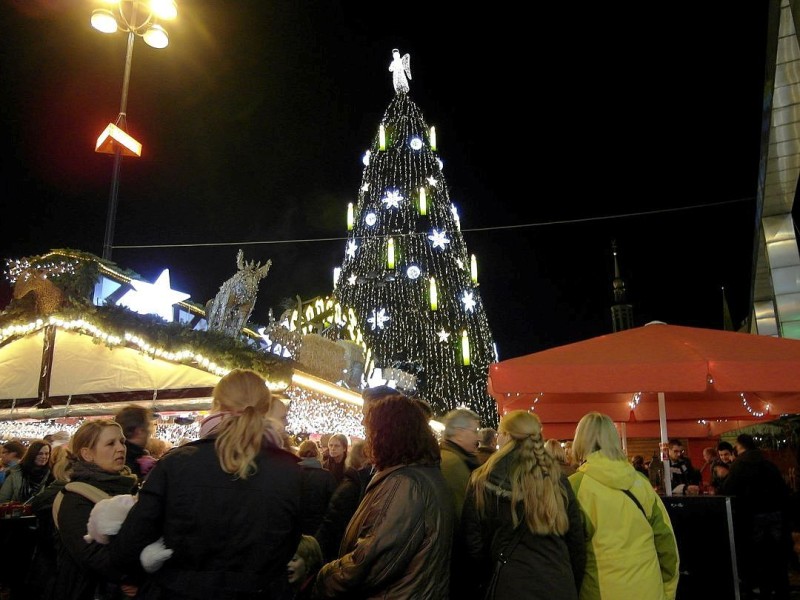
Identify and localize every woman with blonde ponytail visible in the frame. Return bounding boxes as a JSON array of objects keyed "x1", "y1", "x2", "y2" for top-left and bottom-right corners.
[
  {"x1": 110, "y1": 369, "x2": 303, "y2": 599},
  {"x1": 462, "y1": 410, "x2": 585, "y2": 600}
]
